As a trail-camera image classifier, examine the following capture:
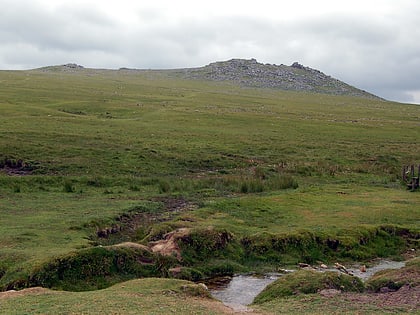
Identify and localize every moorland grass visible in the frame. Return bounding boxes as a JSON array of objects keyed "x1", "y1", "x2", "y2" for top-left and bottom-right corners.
[
  {"x1": 0, "y1": 68, "x2": 419, "y2": 291},
  {"x1": 0, "y1": 278, "x2": 224, "y2": 315}
]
